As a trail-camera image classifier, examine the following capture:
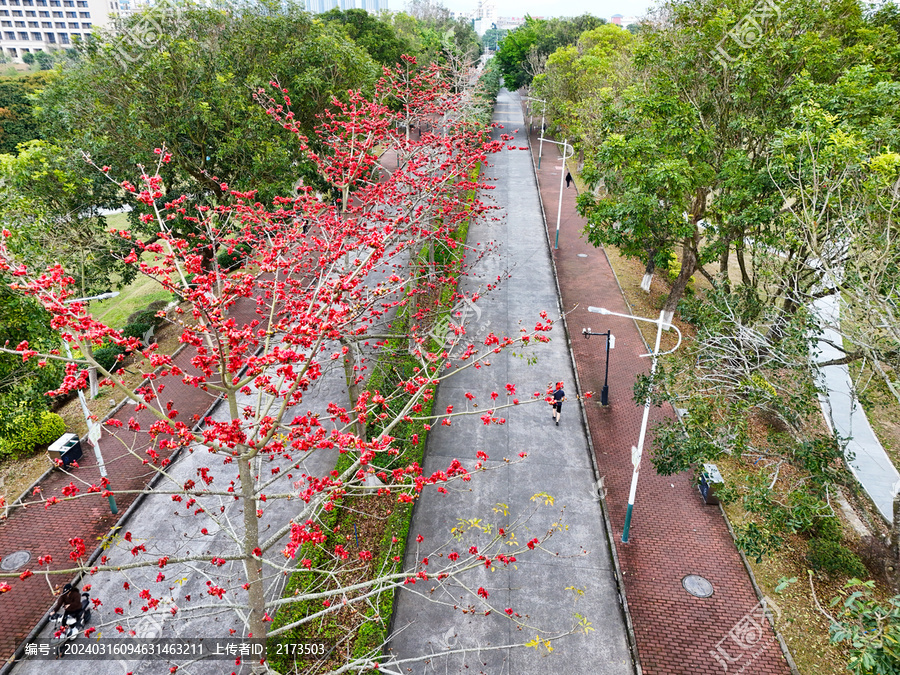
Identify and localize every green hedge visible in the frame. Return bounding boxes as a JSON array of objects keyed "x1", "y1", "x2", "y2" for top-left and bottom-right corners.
[
  {"x1": 0, "y1": 411, "x2": 65, "y2": 459},
  {"x1": 122, "y1": 322, "x2": 152, "y2": 344},
  {"x1": 217, "y1": 242, "x2": 252, "y2": 271},
  {"x1": 92, "y1": 344, "x2": 125, "y2": 373}
]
